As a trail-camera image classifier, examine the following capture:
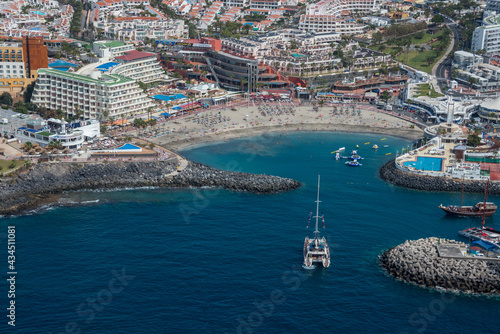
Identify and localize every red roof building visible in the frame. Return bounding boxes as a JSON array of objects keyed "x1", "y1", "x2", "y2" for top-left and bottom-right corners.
[{"x1": 115, "y1": 50, "x2": 157, "y2": 61}]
